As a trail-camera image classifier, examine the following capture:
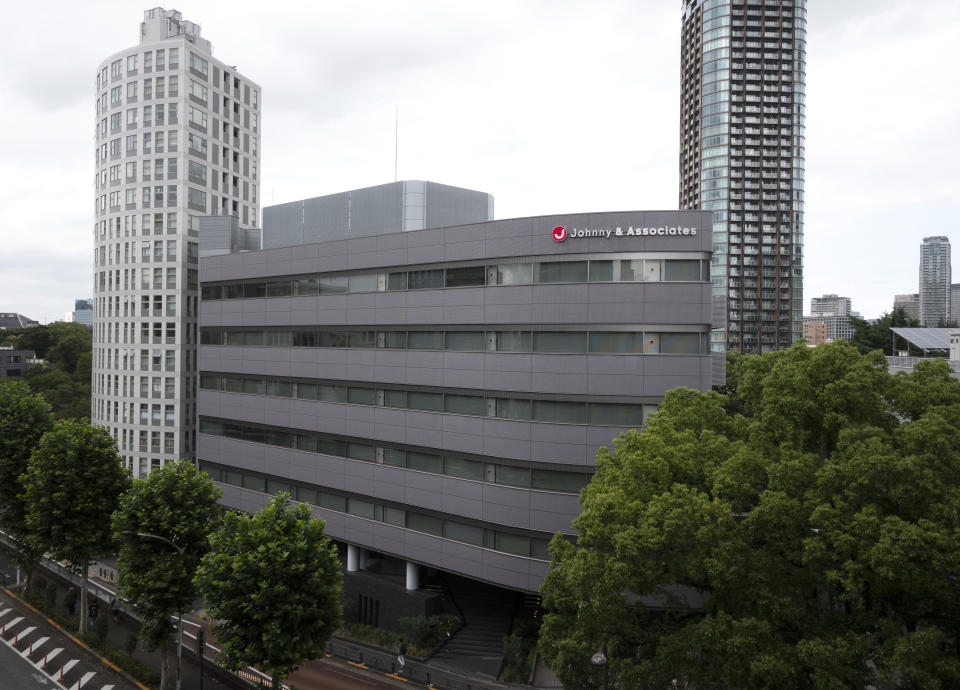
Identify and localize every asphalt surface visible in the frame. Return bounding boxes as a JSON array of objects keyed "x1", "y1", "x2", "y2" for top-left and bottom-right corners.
[{"x1": 0, "y1": 638, "x2": 55, "y2": 689}]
